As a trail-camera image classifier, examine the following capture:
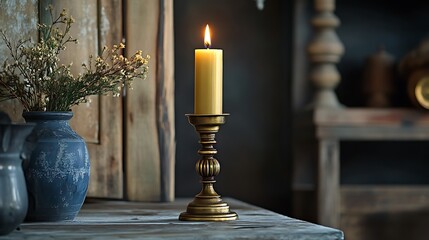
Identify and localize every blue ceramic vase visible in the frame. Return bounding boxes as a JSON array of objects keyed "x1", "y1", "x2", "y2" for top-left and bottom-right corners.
[
  {"x1": 0, "y1": 122, "x2": 35, "y2": 235},
  {"x1": 23, "y1": 111, "x2": 90, "y2": 221}
]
